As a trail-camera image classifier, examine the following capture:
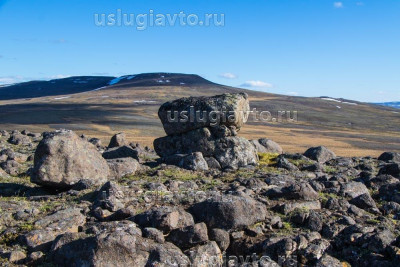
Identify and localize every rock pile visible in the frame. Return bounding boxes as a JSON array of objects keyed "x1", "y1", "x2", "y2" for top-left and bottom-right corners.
[
  {"x1": 1, "y1": 127, "x2": 400, "y2": 266},
  {"x1": 154, "y1": 93, "x2": 258, "y2": 170}
]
